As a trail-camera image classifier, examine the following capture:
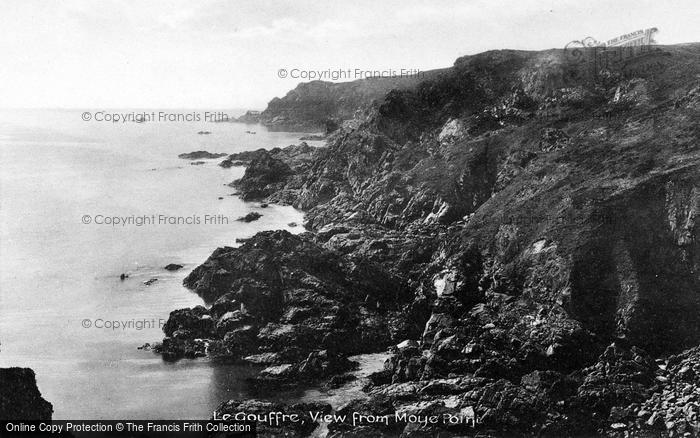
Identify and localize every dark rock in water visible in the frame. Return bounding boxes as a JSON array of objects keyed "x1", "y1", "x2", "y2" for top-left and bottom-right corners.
[
  {"x1": 218, "y1": 158, "x2": 247, "y2": 168},
  {"x1": 157, "y1": 230, "x2": 407, "y2": 368},
  {"x1": 143, "y1": 278, "x2": 158, "y2": 286},
  {"x1": 158, "y1": 337, "x2": 208, "y2": 360},
  {"x1": 119, "y1": 273, "x2": 128, "y2": 280},
  {"x1": 164, "y1": 264, "x2": 183, "y2": 271},
  {"x1": 178, "y1": 151, "x2": 227, "y2": 160},
  {"x1": 137, "y1": 343, "x2": 152, "y2": 351},
  {"x1": 163, "y1": 306, "x2": 215, "y2": 339},
  {"x1": 231, "y1": 153, "x2": 293, "y2": 201},
  {"x1": 189, "y1": 161, "x2": 205, "y2": 165},
  {"x1": 217, "y1": 197, "x2": 223, "y2": 200},
  {"x1": 197, "y1": 131, "x2": 211, "y2": 135},
  {"x1": 287, "y1": 222, "x2": 298, "y2": 227},
  {"x1": 0, "y1": 367, "x2": 53, "y2": 420},
  {"x1": 220, "y1": 148, "x2": 269, "y2": 165},
  {"x1": 158, "y1": 308, "x2": 214, "y2": 360},
  {"x1": 259, "y1": 203, "x2": 268, "y2": 208},
  {"x1": 228, "y1": 143, "x2": 319, "y2": 201},
  {"x1": 237, "y1": 212, "x2": 262, "y2": 222}
]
